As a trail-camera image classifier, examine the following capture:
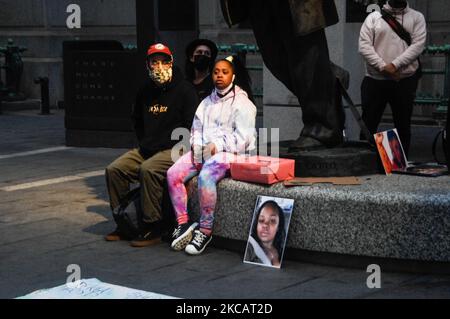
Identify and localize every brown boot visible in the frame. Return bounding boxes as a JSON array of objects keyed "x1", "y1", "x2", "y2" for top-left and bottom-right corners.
[{"x1": 104, "y1": 228, "x2": 130, "y2": 242}]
